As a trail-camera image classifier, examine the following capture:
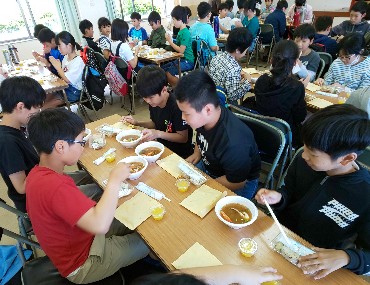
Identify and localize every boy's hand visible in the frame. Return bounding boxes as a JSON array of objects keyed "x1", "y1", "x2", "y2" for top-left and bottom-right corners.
[
  {"x1": 298, "y1": 248, "x2": 350, "y2": 279},
  {"x1": 38, "y1": 56, "x2": 50, "y2": 67},
  {"x1": 165, "y1": 33, "x2": 172, "y2": 43},
  {"x1": 299, "y1": 75, "x2": 310, "y2": 88},
  {"x1": 235, "y1": 21, "x2": 243, "y2": 28},
  {"x1": 49, "y1": 56, "x2": 61, "y2": 69},
  {"x1": 255, "y1": 188, "x2": 282, "y2": 205},
  {"x1": 141, "y1": 129, "x2": 160, "y2": 141},
  {"x1": 315, "y1": 78, "x2": 325, "y2": 86},
  {"x1": 109, "y1": 162, "x2": 131, "y2": 184},
  {"x1": 241, "y1": 71, "x2": 251, "y2": 82},
  {"x1": 186, "y1": 151, "x2": 201, "y2": 165},
  {"x1": 121, "y1": 115, "x2": 138, "y2": 125},
  {"x1": 238, "y1": 266, "x2": 282, "y2": 285},
  {"x1": 32, "y1": 51, "x2": 41, "y2": 59}
]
